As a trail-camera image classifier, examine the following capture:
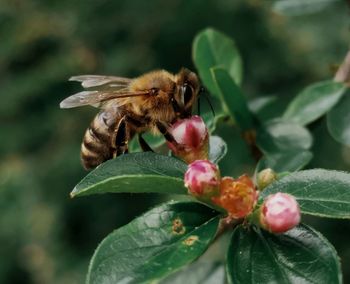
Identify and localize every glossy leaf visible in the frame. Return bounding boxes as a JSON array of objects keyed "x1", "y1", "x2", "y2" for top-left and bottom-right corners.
[
  {"x1": 71, "y1": 152, "x2": 187, "y2": 197},
  {"x1": 227, "y1": 224, "x2": 342, "y2": 284},
  {"x1": 200, "y1": 96, "x2": 226, "y2": 133},
  {"x1": 211, "y1": 68, "x2": 254, "y2": 130},
  {"x1": 209, "y1": 136, "x2": 227, "y2": 164},
  {"x1": 249, "y1": 96, "x2": 277, "y2": 113},
  {"x1": 161, "y1": 261, "x2": 225, "y2": 284},
  {"x1": 256, "y1": 150, "x2": 313, "y2": 173},
  {"x1": 248, "y1": 96, "x2": 277, "y2": 121},
  {"x1": 273, "y1": 0, "x2": 340, "y2": 16},
  {"x1": 87, "y1": 201, "x2": 220, "y2": 284},
  {"x1": 249, "y1": 95, "x2": 290, "y2": 122},
  {"x1": 202, "y1": 112, "x2": 227, "y2": 134},
  {"x1": 260, "y1": 169, "x2": 350, "y2": 218},
  {"x1": 327, "y1": 92, "x2": 350, "y2": 146},
  {"x1": 192, "y1": 28, "x2": 243, "y2": 96},
  {"x1": 283, "y1": 80, "x2": 346, "y2": 126},
  {"x1": 257, "y1": 119, "x2": 313, "y2": 154},
  {"x1": 214, "y1": 119, "x2": 256, "y2": 177},
  {"x1": 129, "y1": 133, "x2": 165, "y2": 152}
]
